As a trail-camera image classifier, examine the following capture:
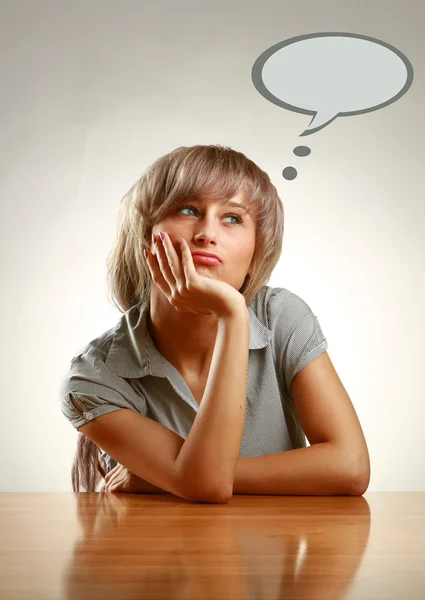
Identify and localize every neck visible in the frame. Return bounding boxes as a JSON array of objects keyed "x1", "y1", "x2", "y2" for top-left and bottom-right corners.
[{"x1": 146, "y1": 291, "x2": 218, "y2": 376}]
